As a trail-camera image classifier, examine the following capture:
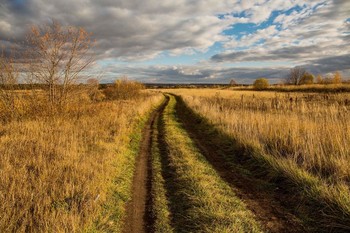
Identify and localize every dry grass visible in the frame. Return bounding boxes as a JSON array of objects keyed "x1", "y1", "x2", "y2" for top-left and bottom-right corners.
[
  {"x1": 0, "y1": 90, "x2": 162, "y2": 232},
  {"x1": 230, "y1": 83, "x2": 350, "y2": 93},
  {"x1": 166, "y1": 88, "x2": 350, "y2": 219}
]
